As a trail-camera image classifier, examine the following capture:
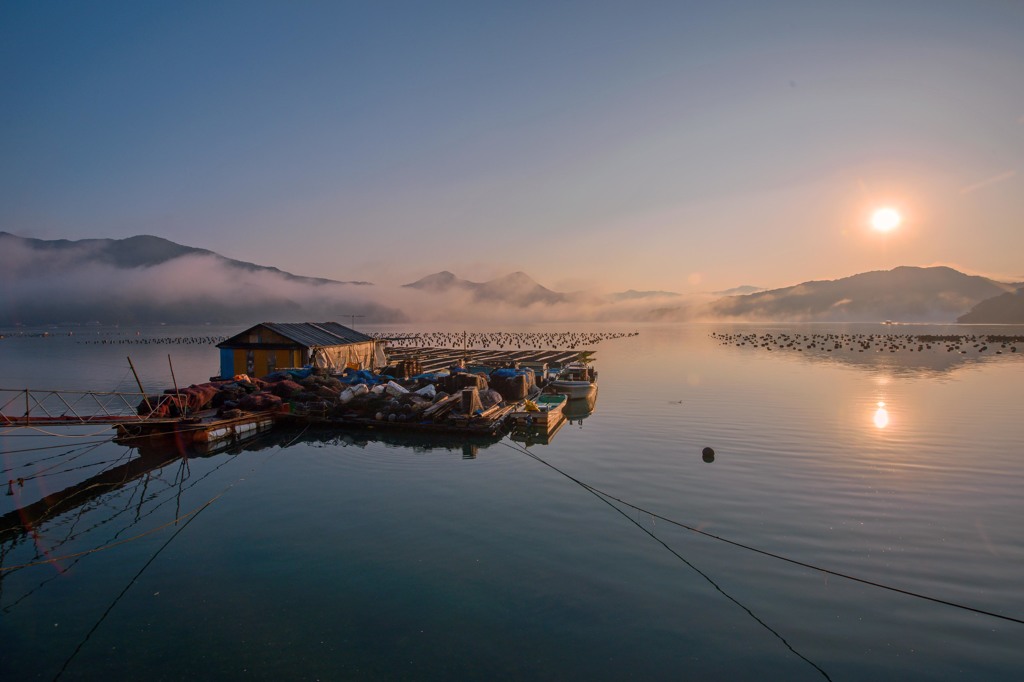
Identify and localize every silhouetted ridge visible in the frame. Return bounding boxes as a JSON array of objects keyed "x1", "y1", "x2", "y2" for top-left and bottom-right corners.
[{"x1": 958, "y1": 288, "x2": 1024, "y2": 323}]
